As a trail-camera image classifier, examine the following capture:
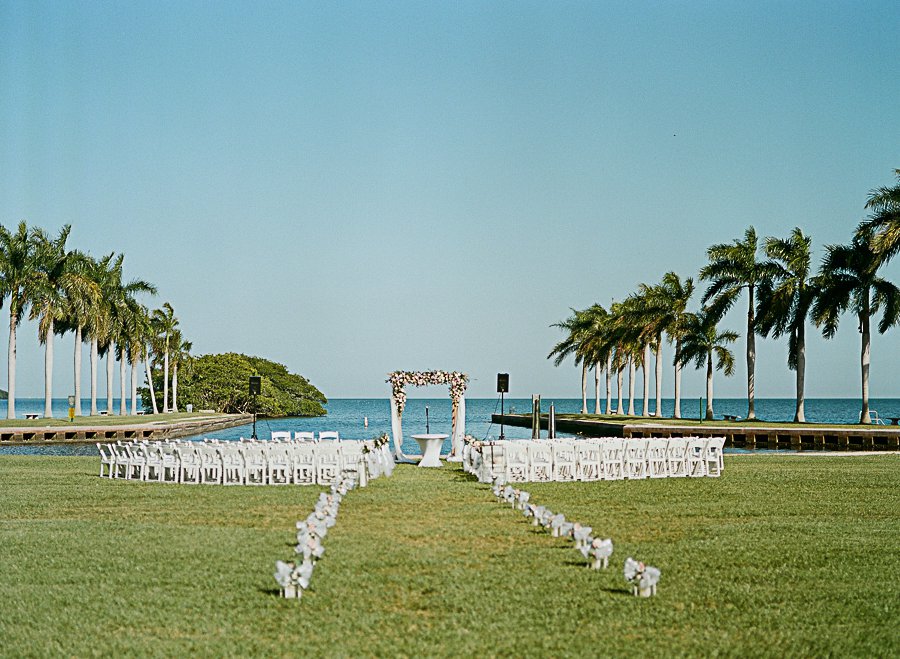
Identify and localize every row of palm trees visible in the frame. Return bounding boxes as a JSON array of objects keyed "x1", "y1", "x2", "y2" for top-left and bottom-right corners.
[
  {"x1": 549, "y1": 169, "x2": 900, "y2": 423},
  {"x1": 0, "y1": 222, "x2": 191, "y2": 419}
]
